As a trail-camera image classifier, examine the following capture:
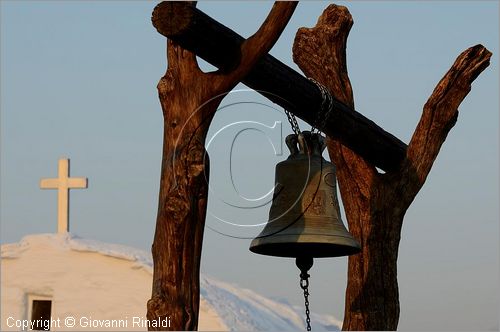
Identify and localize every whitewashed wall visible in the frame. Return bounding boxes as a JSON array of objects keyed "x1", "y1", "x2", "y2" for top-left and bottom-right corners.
[{"x1": 1, "y1": 234, "x2": 226, "y2": 331}]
